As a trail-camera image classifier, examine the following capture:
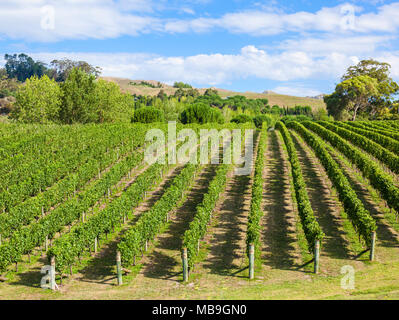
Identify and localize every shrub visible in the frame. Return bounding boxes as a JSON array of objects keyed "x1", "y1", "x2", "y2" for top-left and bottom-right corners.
[
  {"x1": 179, "y1": 103, "x2": 224, "y2": 124},
  {"x1": 132, "y1": 106, "x2": 164, "y2": 123},
  {"x1": 230, "y1": 114, "x2": 253, "y2": 124},
  {"x1": 253, "y1": 114, "x2": 274, "y2": 128}
]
